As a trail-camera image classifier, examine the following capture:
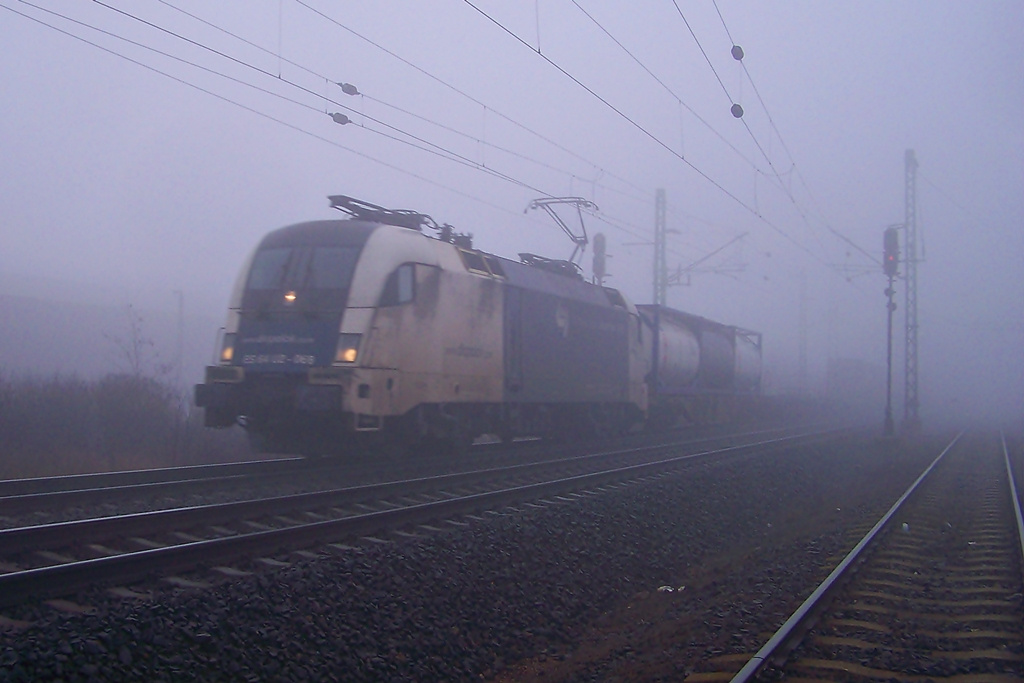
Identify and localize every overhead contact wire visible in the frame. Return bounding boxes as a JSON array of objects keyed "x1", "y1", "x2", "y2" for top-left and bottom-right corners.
[
  {"x1": 290, "y1": 0, "x2": 650, "y2": 202},
  {"x1": 709, "y1": 0, "x2": 872, "y2": 265},
  {"x1": 88, "y1": 0, "x2": 597, "y2": 201},
  {"x1": 568, "y1": 0, "x2": 766, "y2": 177},
  {"x1": 0, "y1": 2, "x2": 553, "y2": 227},
  {"x1": 462, "y1": 0, "x2": 827, "y2": 266},
  {"x1": 151, "y1": 0, "x2": 648, "y2": 207}
]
